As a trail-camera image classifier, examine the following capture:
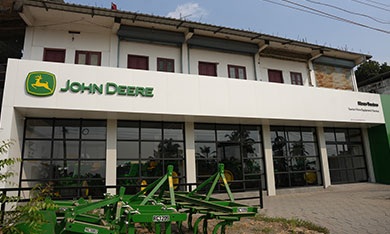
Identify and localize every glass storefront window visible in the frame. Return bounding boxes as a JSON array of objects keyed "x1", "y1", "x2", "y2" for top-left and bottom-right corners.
[
  {"x1": 195, "y1": 123, "x2": 266, "y2": 192},
  {"x1": 324, "y1": 128, "x2": 367, "y2": 184},
  {"x1": 271, "y1": 126, "x2": 322, "y2": 188},
  {"x1": 117, "y1": 121, "x2": 185, "y2": 192},
  {"x1": 21, "y1": 118, "x2": 106, "y2": 198}
]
